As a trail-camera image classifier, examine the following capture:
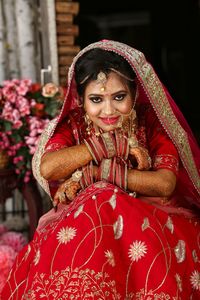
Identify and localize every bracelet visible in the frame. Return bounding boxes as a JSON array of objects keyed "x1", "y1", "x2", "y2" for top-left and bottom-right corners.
[
  {"x1": 71, "y1": 169, "x2": 83, "y2": 182},
  {"x1": 99, "y1": 132, "x2": 116, "y2": 158},
  {"x1": 84, "y1": 136, "x2": 104, "y2": 164},
  {"x1": 84, "y1": 132, "x2": 116, "y2": 164},
  {"x1": 128, "y1": 135, "x2": 138, "y2": 148},
  {"x1": 97, "y1": 158, "x2": 112, "y2": 181}
]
